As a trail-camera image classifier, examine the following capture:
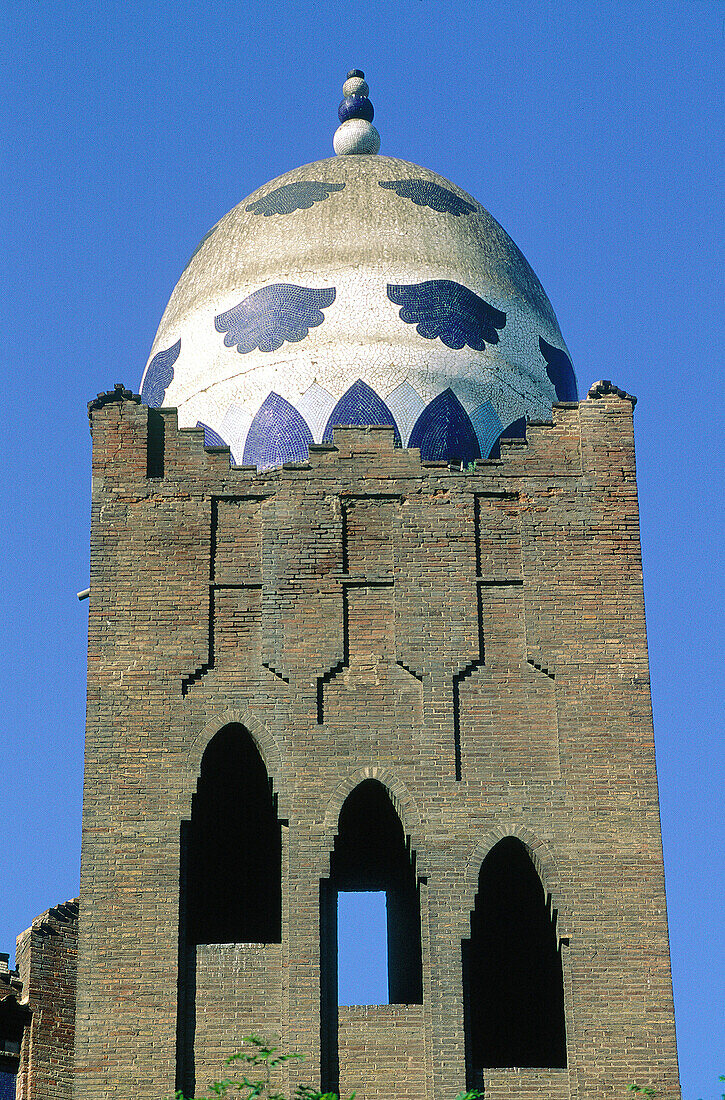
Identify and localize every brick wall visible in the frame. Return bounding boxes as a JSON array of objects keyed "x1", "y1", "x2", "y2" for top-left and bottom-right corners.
[
  {"x1": 15, "y1": 900, "x2": 78, "y2": 1099},
  {"x1": 338, "y1": 1006, "x2": 426, "y2": 1100},
  {"x1": 188, "y1": 945, "x2": 283, "y2": 1095},
  {"x1": 75, "y1": 388, "x2": 681, "y2": 1100}
]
